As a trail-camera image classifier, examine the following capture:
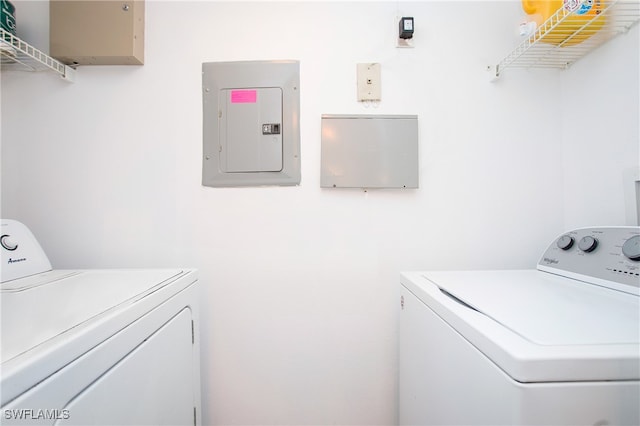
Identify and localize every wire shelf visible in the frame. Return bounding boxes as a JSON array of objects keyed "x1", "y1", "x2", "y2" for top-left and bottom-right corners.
[
  {"x1": 1, "y1": 28, "x2": 75, "y2": 82},
  {"x1": 491, "y1": 0, "x2": 640, "y2": 79}
]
